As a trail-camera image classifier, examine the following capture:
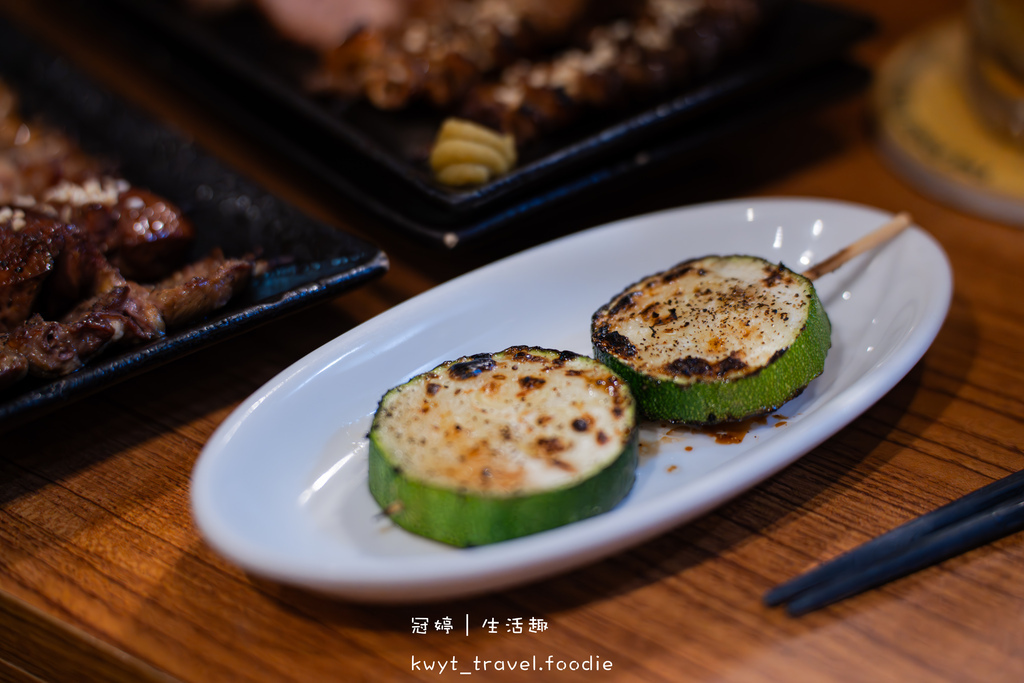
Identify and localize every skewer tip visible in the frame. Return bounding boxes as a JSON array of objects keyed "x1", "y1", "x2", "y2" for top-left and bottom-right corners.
[{"x1": 802, "y1": 212, "x2": 914, "y2": 281}]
